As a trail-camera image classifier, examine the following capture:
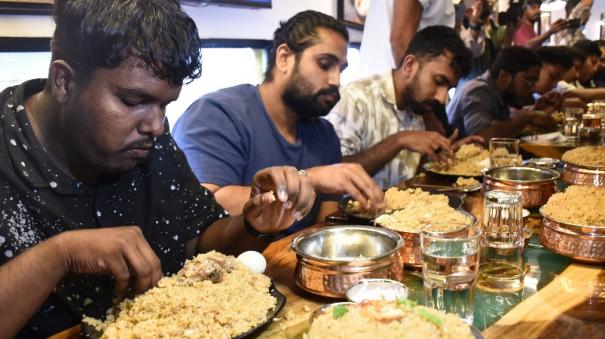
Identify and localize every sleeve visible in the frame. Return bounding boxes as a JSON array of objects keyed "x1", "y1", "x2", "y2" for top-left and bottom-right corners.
[
  {"x1": 162, "y1": 134, "x2": 228, "y2": 242},
  {"x1": 461, "y1": 86, "x2": 497, "y2": 135},
  {"x1": 325, "y1": 88, "x2": 369, "y2": 156},
  {"x1": 172, "y1": 97, "x2": 248, "y2": 186}
]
